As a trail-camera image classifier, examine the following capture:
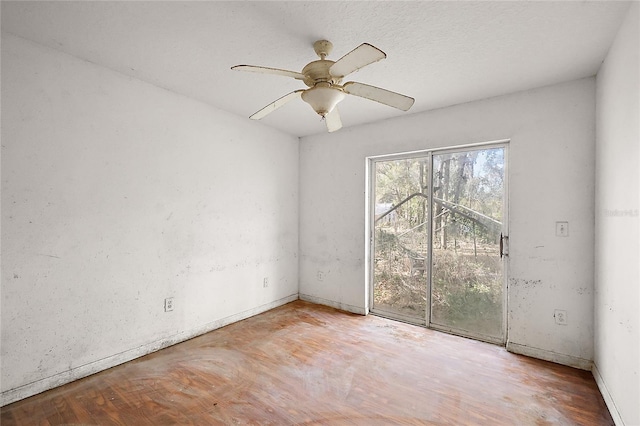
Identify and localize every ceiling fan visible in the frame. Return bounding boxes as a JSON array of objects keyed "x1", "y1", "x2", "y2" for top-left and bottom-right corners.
[{"x1": 232, "y1": 40, "x2": 415, "y2": 132}]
